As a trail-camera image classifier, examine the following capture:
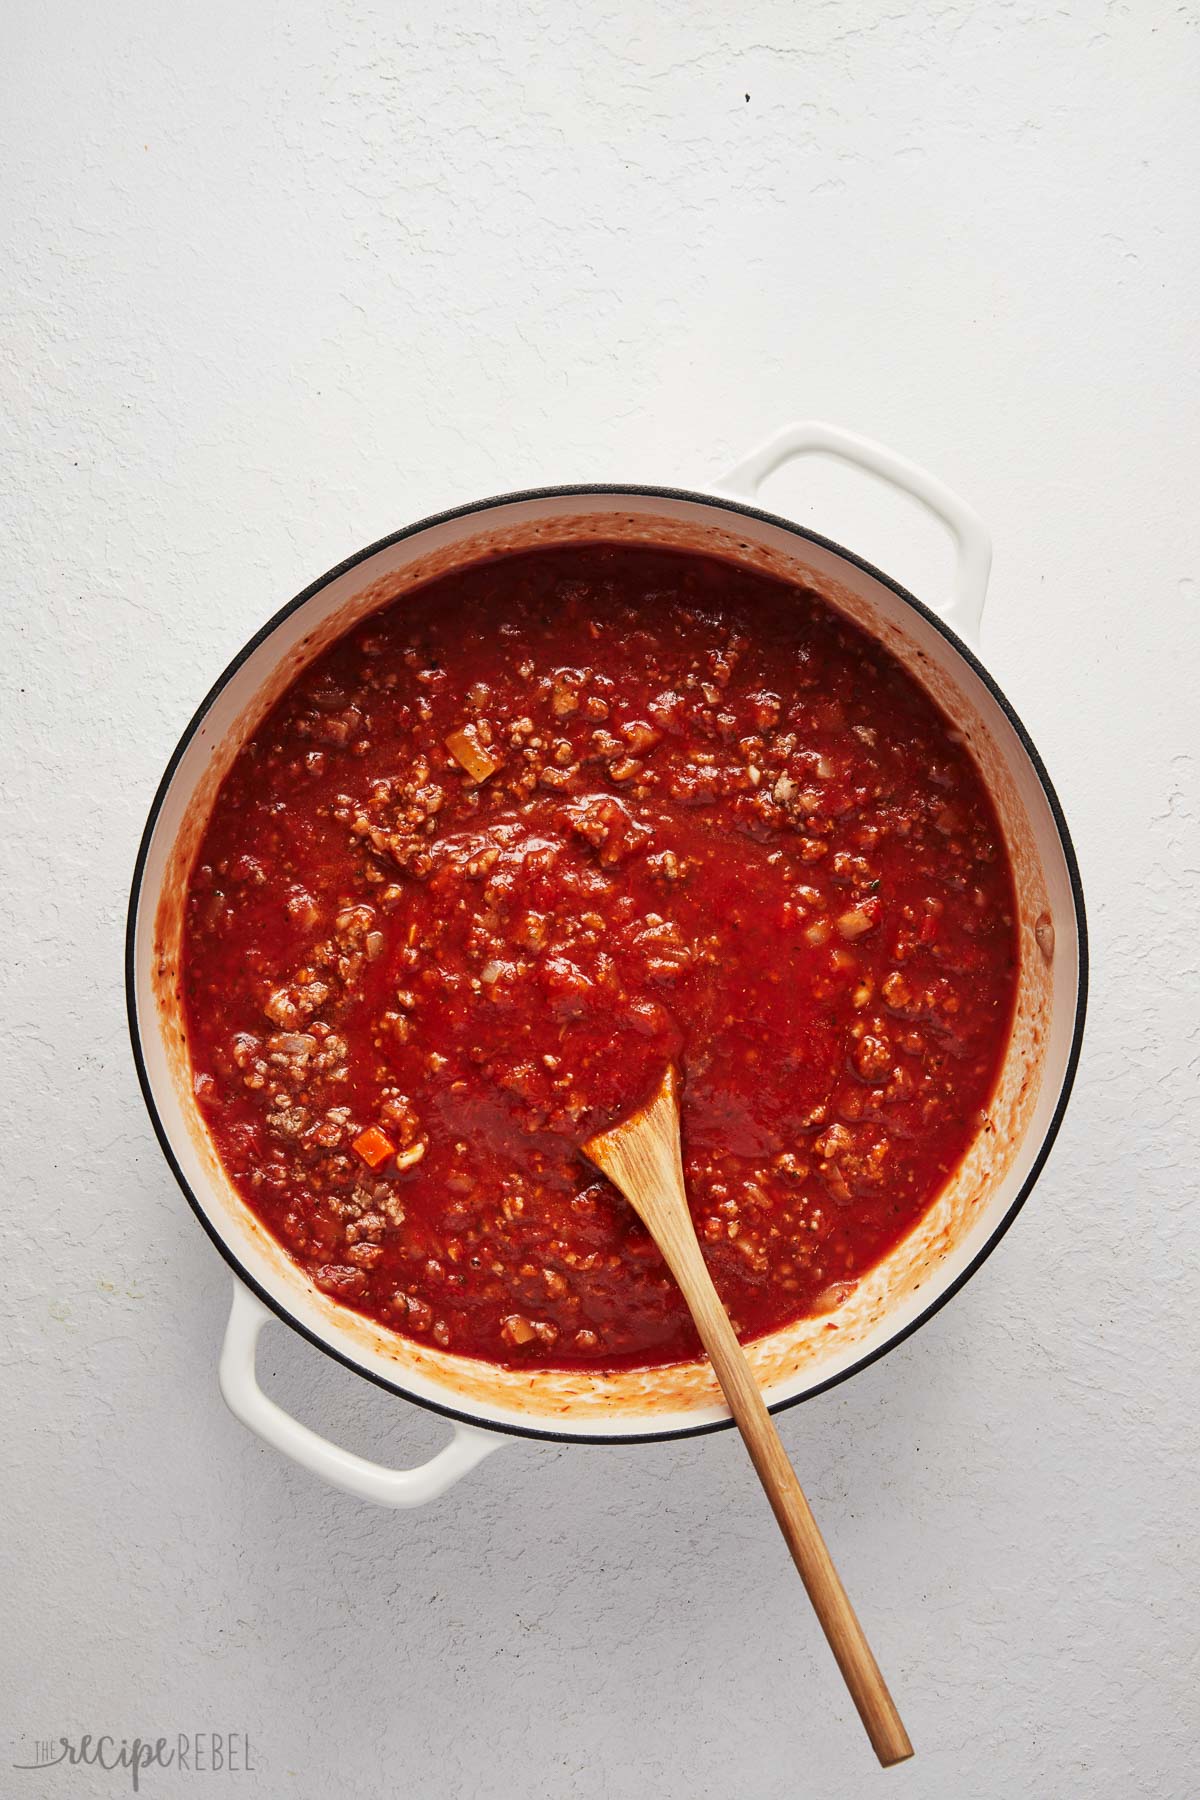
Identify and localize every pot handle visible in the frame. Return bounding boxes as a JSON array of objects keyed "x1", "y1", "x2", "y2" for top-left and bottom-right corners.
[
  {"x1": 719, "y1": 421, "x2": 992, "y2": 646},
  {"x1": 218, "y1": 1278, "x2": 505, "y2": 1506}
]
